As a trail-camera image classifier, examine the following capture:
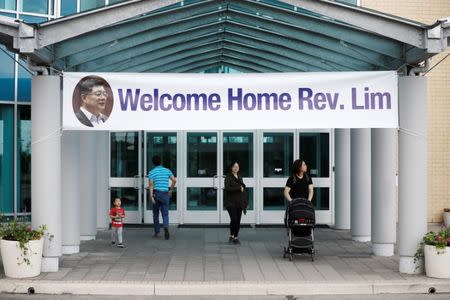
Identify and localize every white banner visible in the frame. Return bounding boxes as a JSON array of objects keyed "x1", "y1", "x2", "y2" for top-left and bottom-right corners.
[{"x1": 62, "y1": 71, "x2": 398, "y2": 130}]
